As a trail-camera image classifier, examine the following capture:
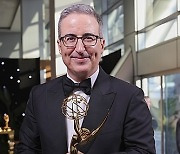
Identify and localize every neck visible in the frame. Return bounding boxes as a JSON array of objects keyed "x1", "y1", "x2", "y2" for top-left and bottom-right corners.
[
  {"x1": 67, "y1": 68, "x2": 98, "y2": 82},
  {"x1": 67, "y1": 73, "x2": 89, "y2": 82}
]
